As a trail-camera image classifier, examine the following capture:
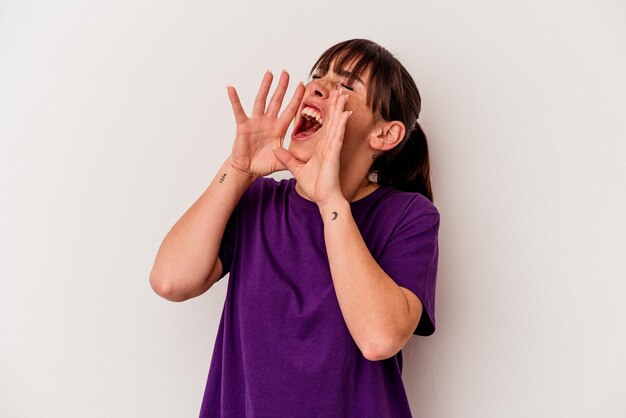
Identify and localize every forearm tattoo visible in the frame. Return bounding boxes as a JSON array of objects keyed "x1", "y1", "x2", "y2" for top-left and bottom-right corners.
[{"x1": 219, "y1": 172, "x2": 227, "y2": 183}]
